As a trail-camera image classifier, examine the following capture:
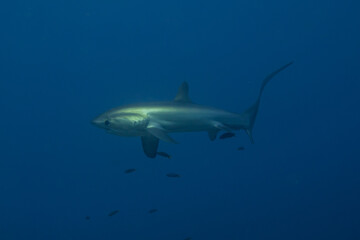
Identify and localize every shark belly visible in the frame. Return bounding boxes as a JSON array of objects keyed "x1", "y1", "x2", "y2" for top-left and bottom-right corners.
[{"x1": 147, "y1": 106, "x2": 245, "y2": 133}]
